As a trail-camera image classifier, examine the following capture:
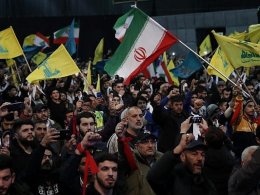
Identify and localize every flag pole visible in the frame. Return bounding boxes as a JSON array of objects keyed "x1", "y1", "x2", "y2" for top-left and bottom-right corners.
[
  {"x1": 177, "y1": 38, "x2": 250, "y2": 97},
  {"x1": 22, "y1": 53, "x2": 32, "y2": 72},
  {"x1": 14, "y1": 62, "x2": 21, "y2": 82}
]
